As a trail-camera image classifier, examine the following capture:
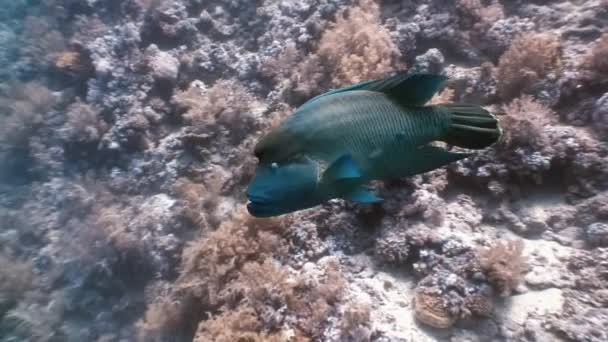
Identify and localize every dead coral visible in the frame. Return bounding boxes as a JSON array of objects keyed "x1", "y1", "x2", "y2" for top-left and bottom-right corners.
[
  {"x1": 478, "y1": 239, "x2": 527, "y2": 296},
  {"x1": 497, "y1": 33, "x2": 562, "y2": 100},
  {"x1": 375, "y1": 223, "x2": 442, "y2": 265},
  {"x1": 317, "y1": 0, "x2": 401, "y2": 87}
]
